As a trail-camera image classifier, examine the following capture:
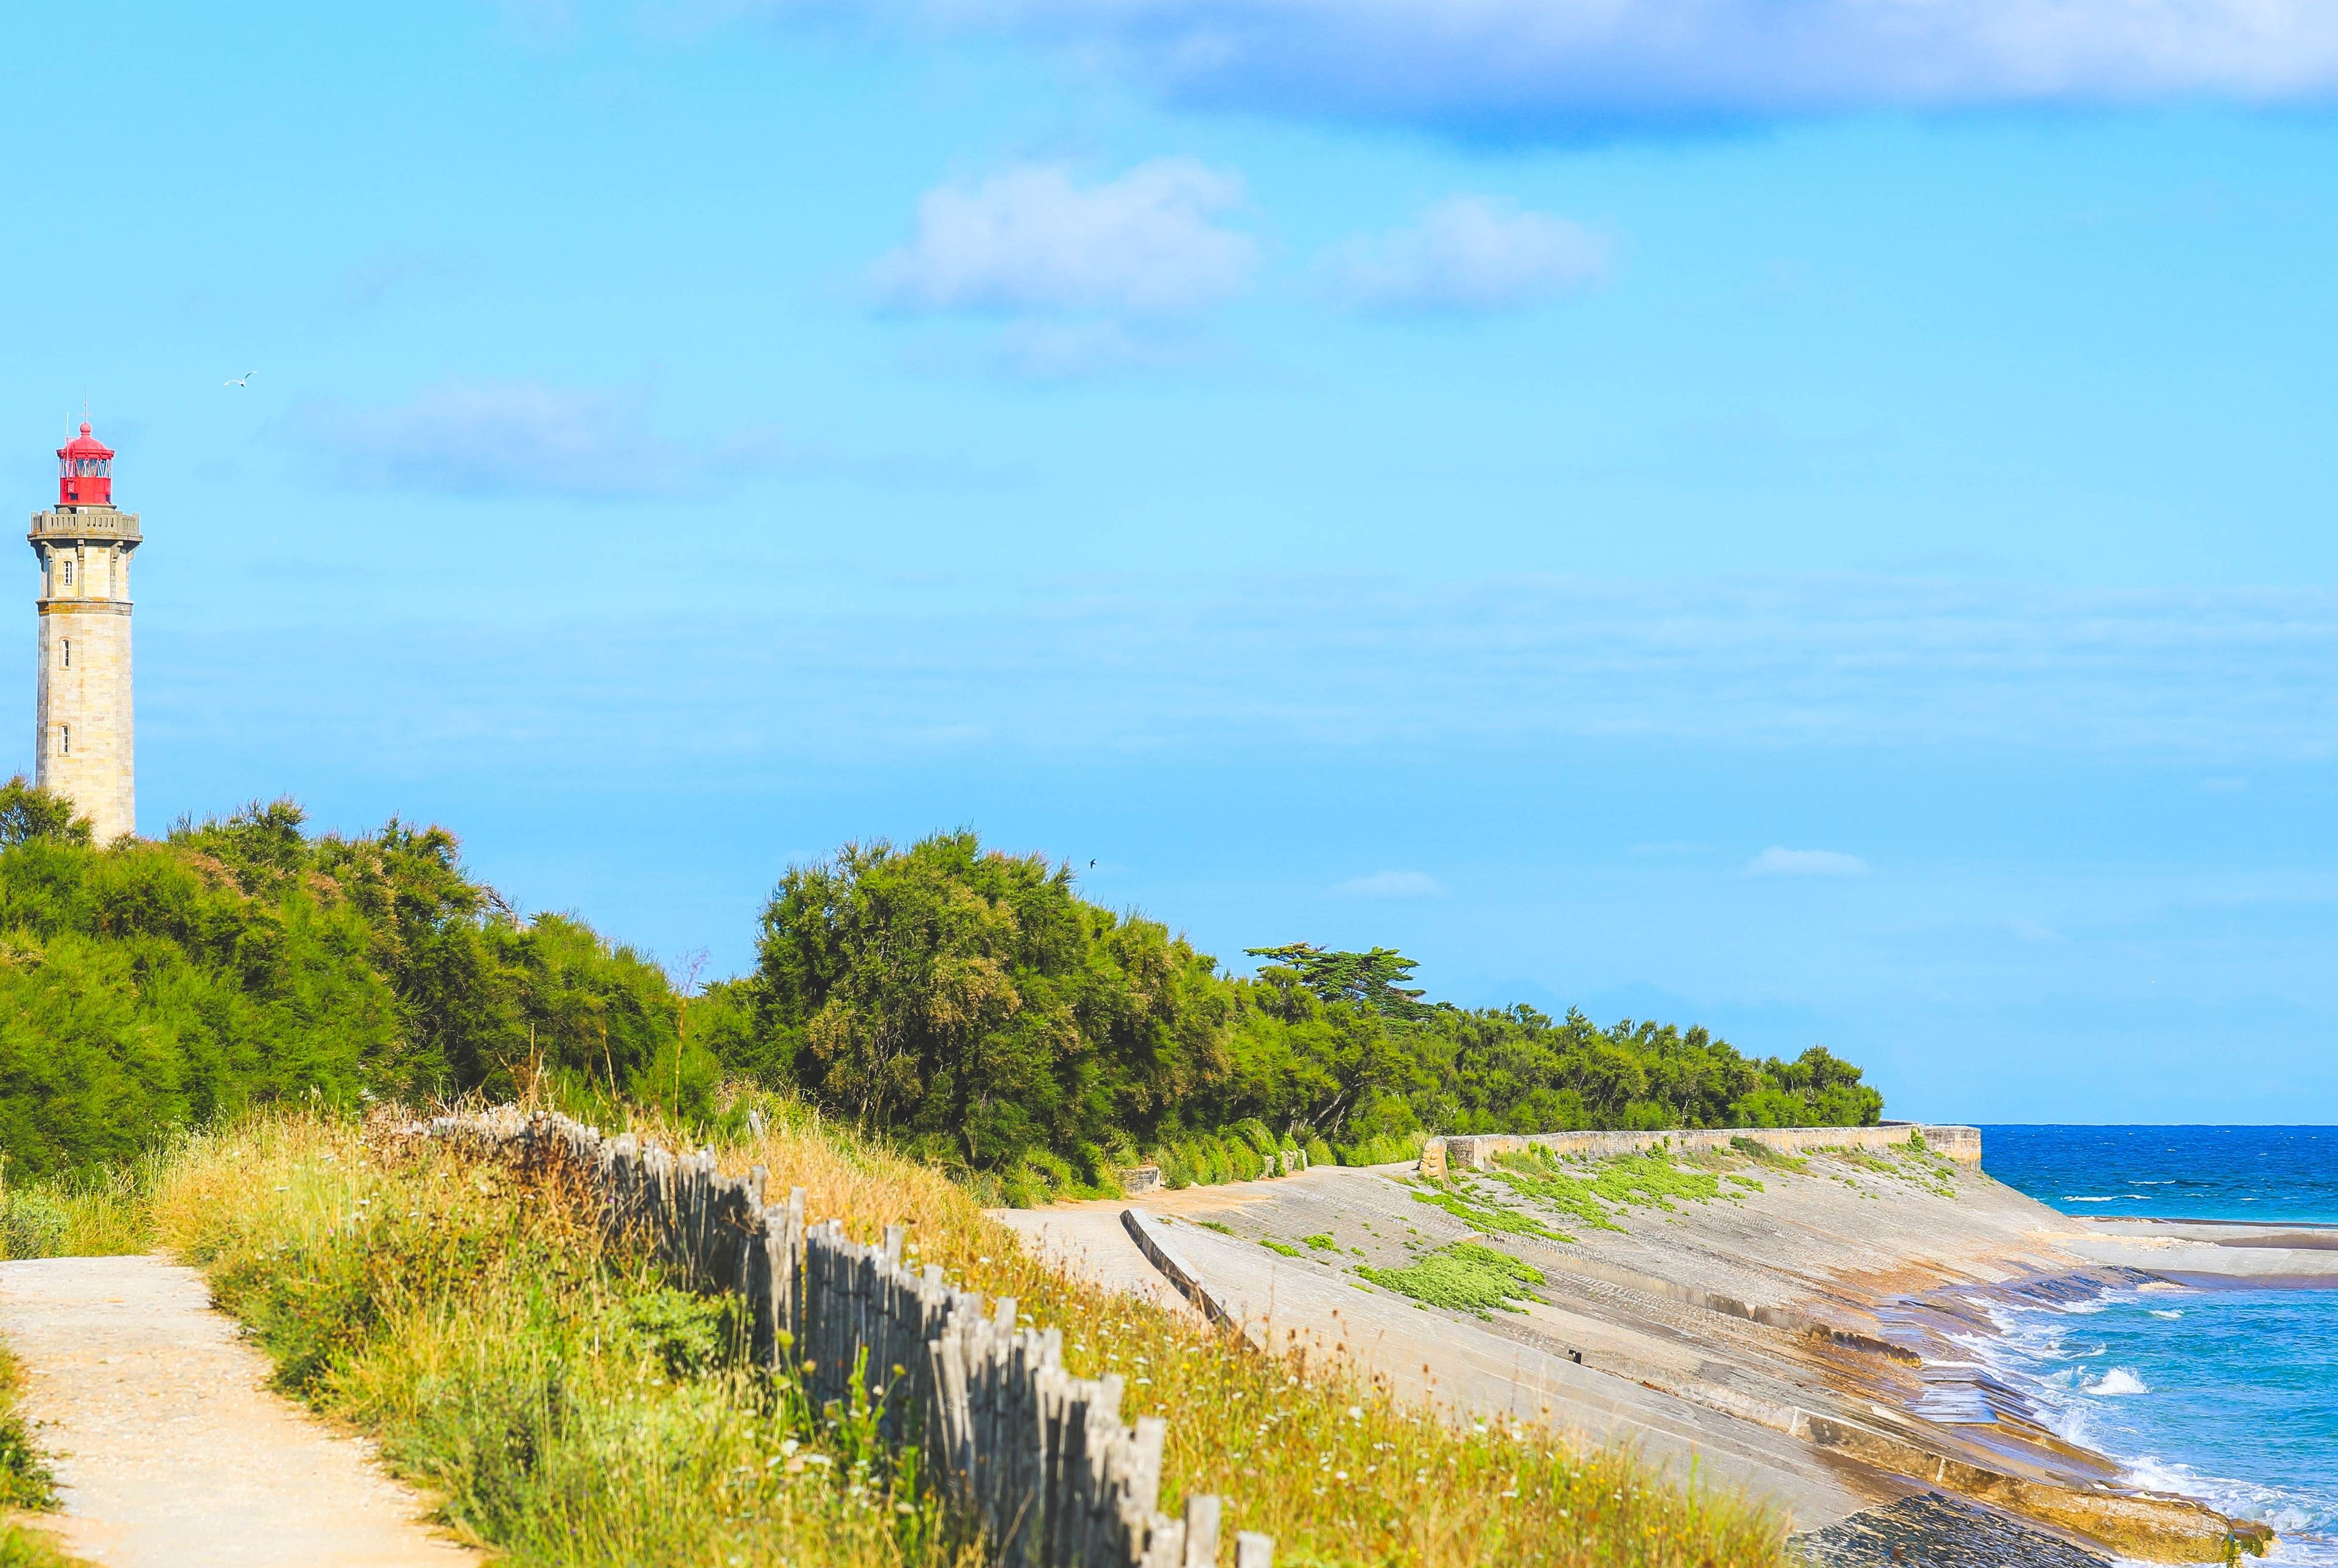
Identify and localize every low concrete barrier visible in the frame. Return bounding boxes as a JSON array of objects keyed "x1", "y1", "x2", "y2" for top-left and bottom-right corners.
[
  {"x1": 1120, "y1": 1209, "x2": 1245, "y2": 1336},
  {"x1": 1418, "y1": 1121, "x2": 1981, "y2": 1178}
]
